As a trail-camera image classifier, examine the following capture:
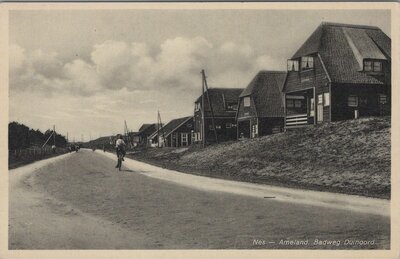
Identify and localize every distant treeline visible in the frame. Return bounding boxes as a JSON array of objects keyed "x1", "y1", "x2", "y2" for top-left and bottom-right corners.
[{"x1": 9, "y1": 122, "x2": 68, "y2": 150}]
